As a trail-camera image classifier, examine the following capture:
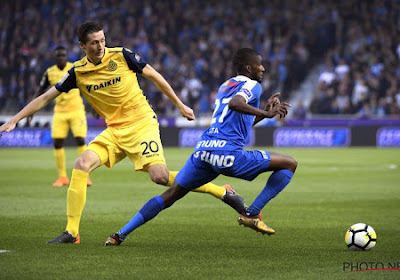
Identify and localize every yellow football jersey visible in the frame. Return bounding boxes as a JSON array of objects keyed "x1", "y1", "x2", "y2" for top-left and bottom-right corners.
[
  {"x1": 42, "y1": 62, "x2": 84, "y2": 113},
  {"x1": 55, "y1": 47, "x2": 154, "y2": 127}
]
